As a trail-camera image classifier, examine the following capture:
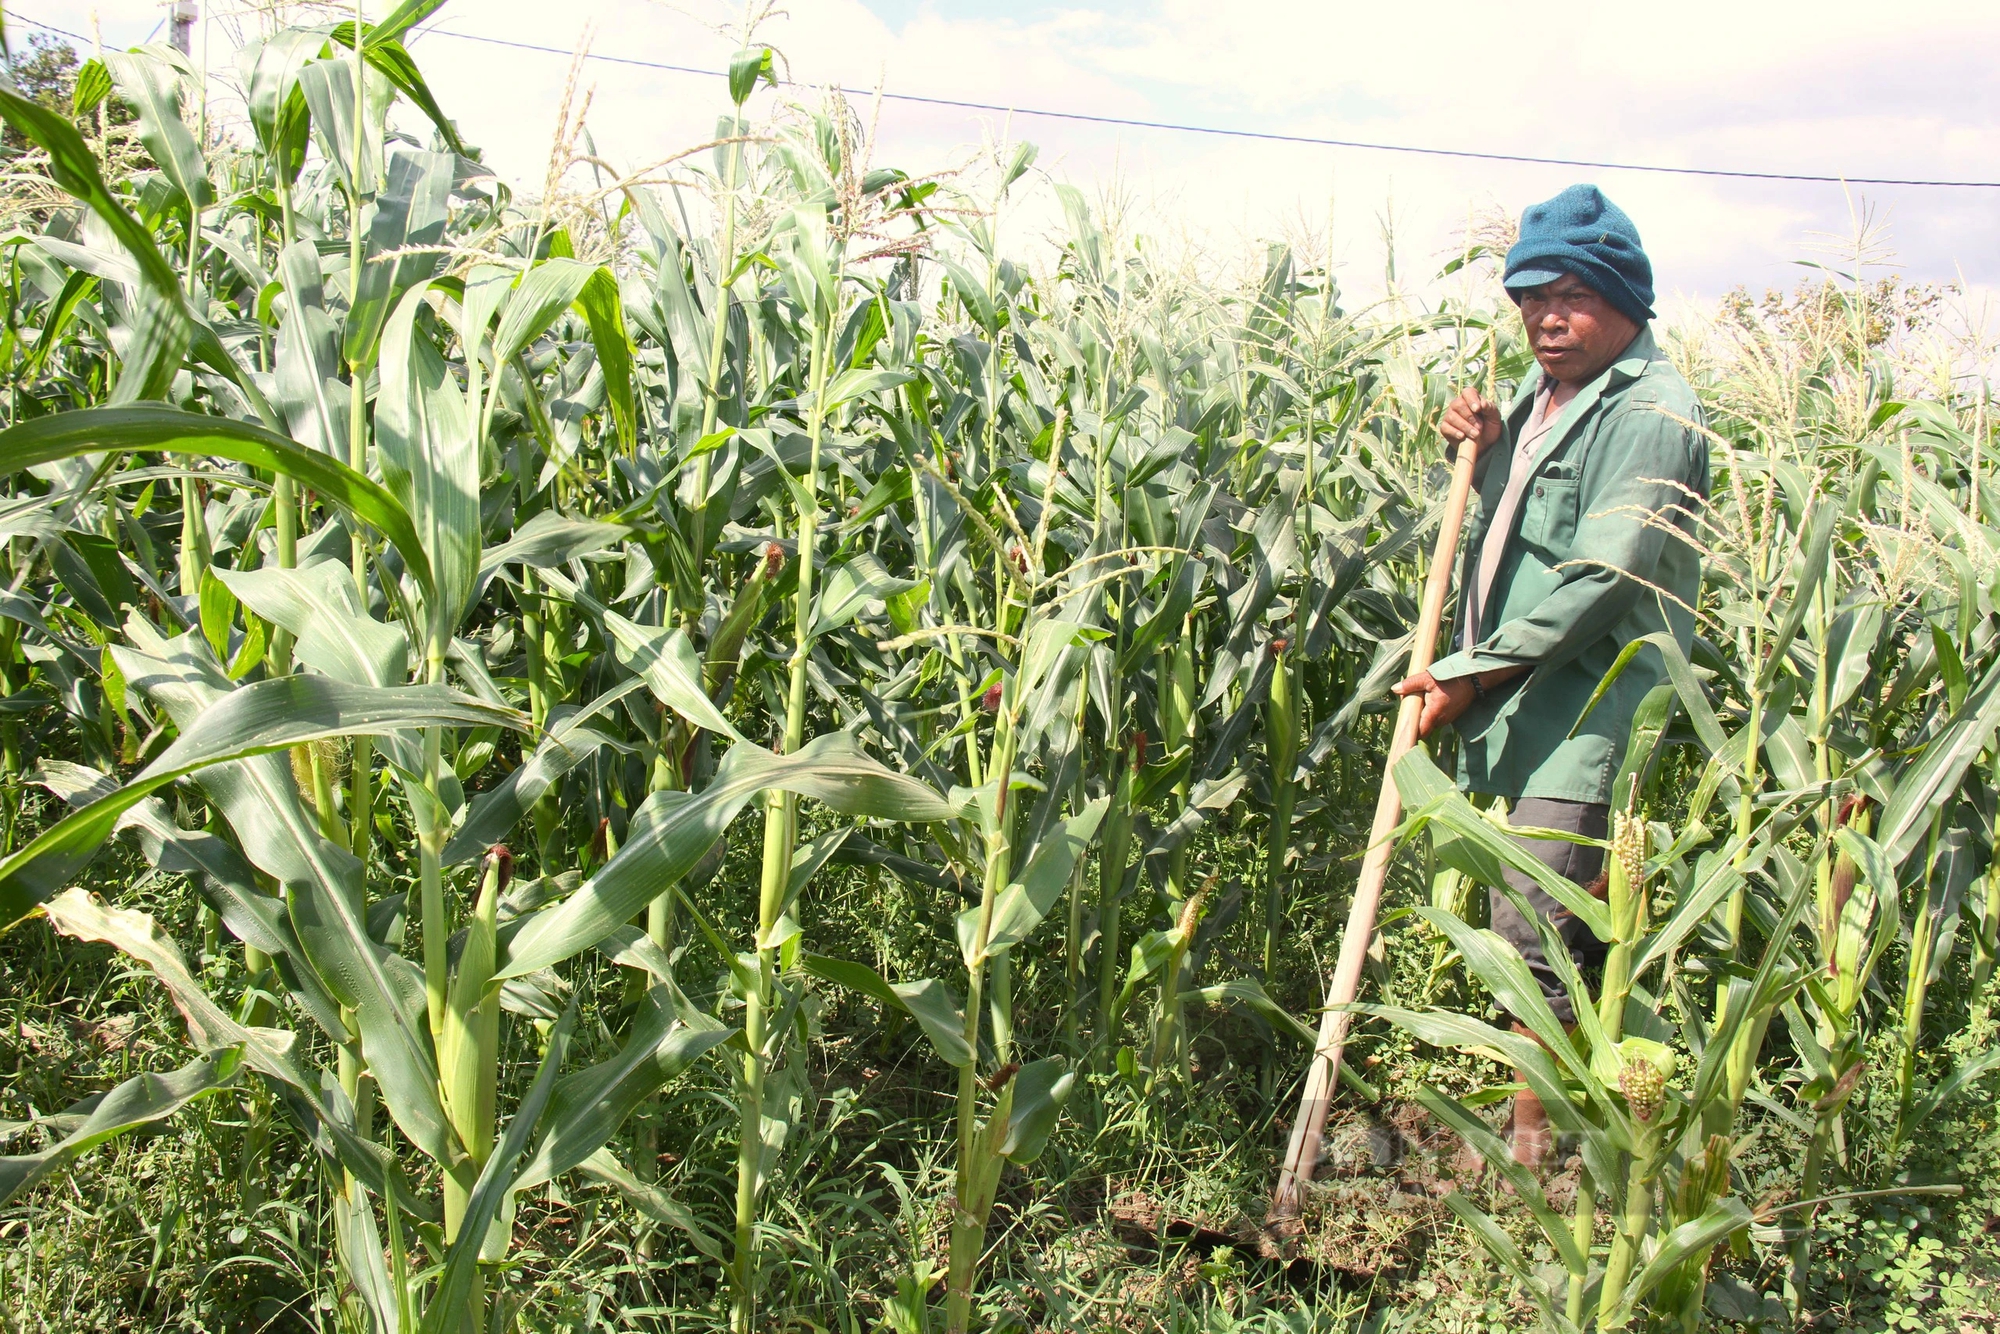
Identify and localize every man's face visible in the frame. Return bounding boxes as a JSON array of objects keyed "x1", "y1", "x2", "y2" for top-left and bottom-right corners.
[{"x1": 1515, "y1": 275, "x2": 1640, "y2": 387}]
